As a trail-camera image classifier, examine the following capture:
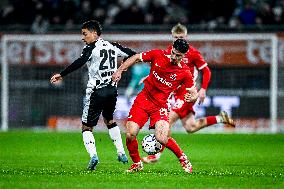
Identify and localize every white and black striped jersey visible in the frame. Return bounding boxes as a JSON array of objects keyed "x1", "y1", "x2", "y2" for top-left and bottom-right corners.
[{"x1": 60, "y1": 38, "x2": 136, "y2": 89}]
